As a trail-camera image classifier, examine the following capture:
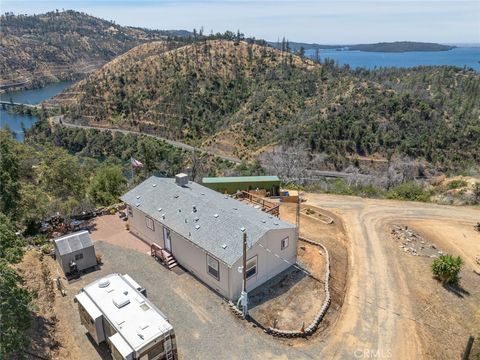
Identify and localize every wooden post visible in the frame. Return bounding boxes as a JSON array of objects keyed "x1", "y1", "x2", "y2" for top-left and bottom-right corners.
[{"x1": 462, "y1": 336, "x2": 474, "y2": 360}]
